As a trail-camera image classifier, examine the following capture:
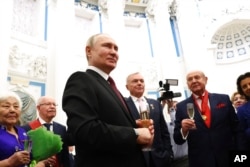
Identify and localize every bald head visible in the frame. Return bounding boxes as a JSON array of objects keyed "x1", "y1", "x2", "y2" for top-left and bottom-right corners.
[{"x1": 186, "y1": 70, "x2": 207, "y2": 96}]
